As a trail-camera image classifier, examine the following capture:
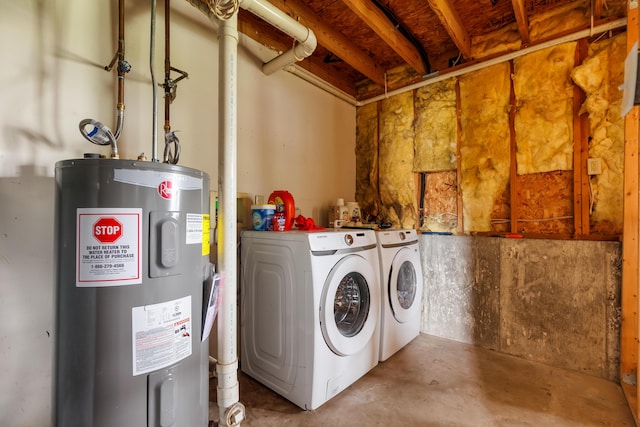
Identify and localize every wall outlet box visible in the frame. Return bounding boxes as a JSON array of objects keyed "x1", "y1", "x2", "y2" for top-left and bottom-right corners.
[{"x1": 587, "y1": 158, "x2": 602, "y2": 175}]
